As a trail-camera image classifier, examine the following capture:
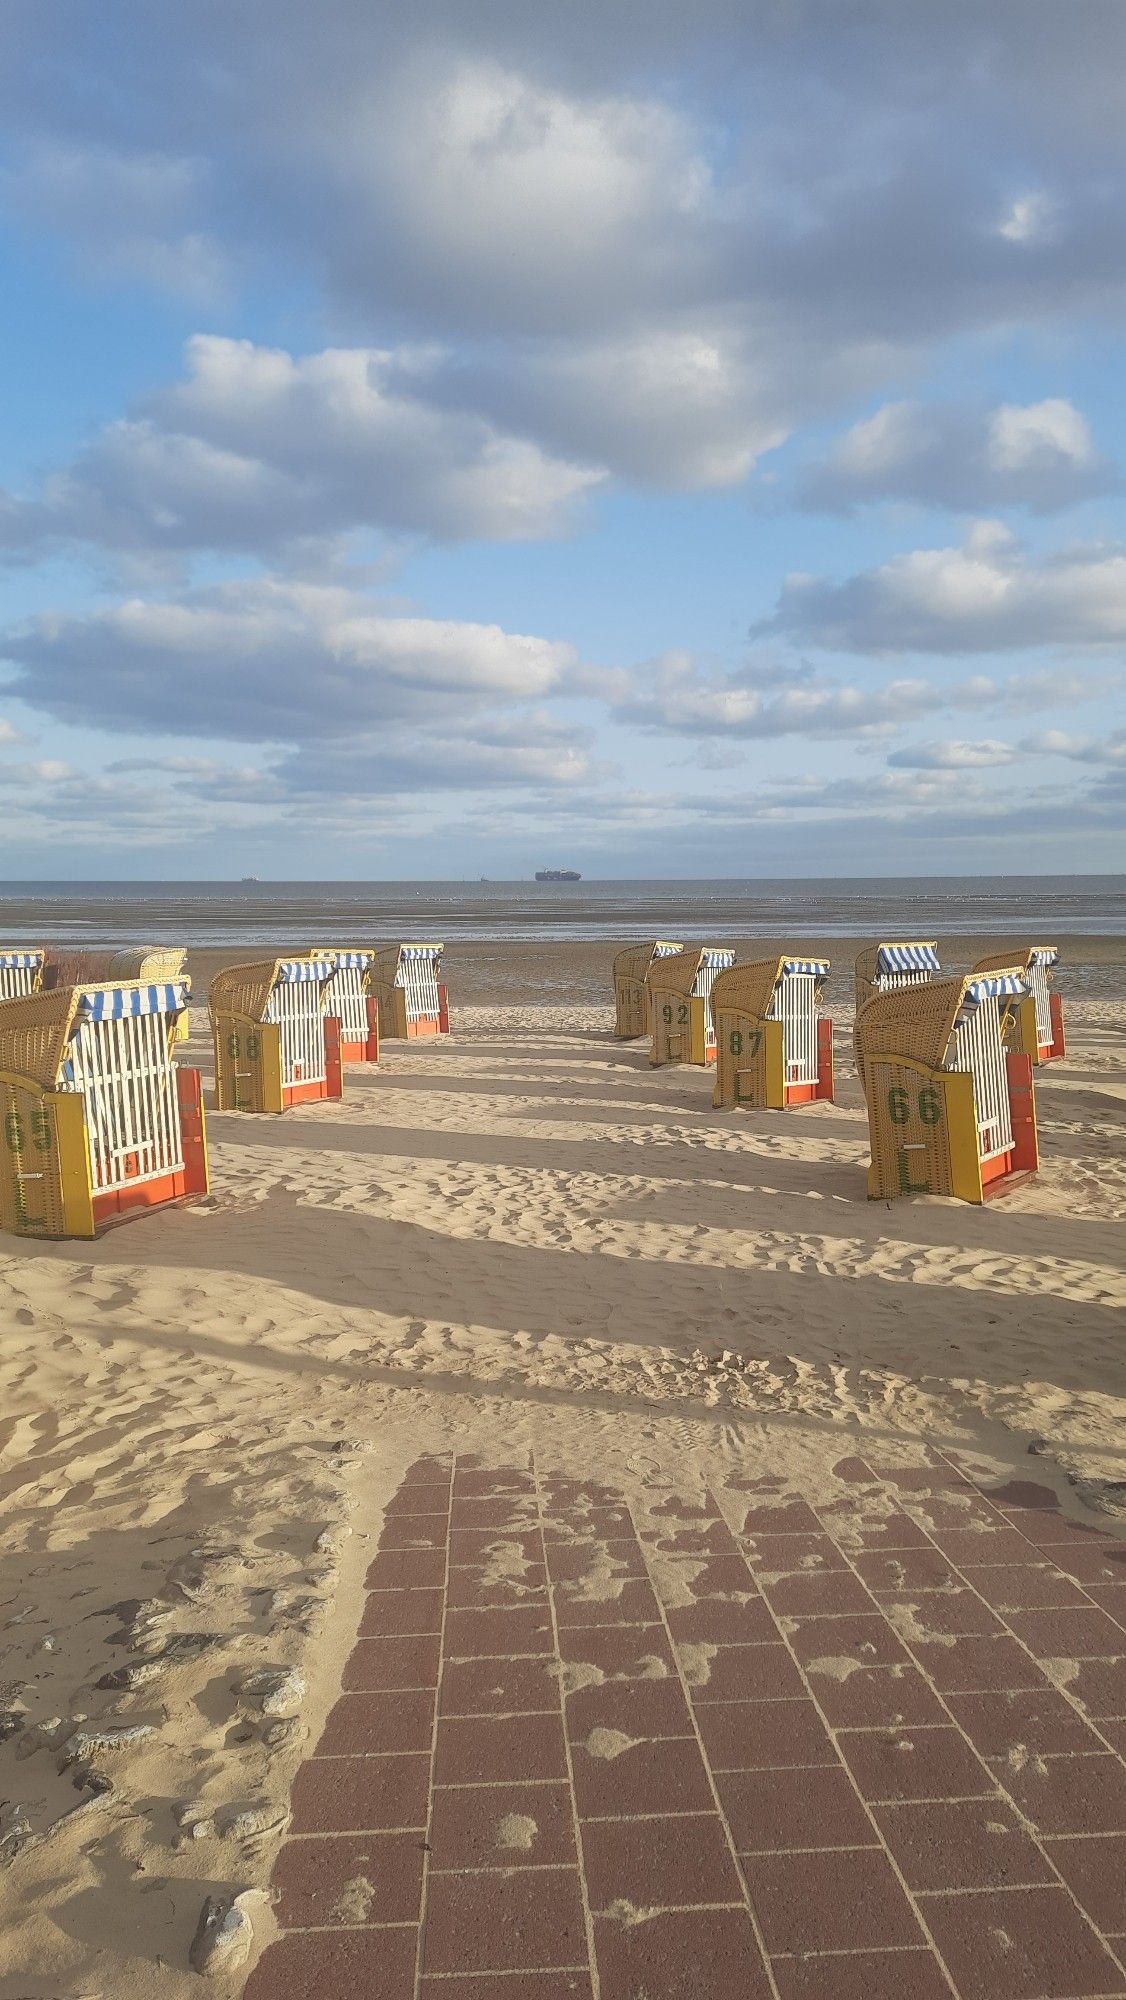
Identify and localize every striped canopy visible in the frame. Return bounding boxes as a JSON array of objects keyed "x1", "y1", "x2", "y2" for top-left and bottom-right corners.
[
  {"x1": 876, "y1": 943, "x2": 940, "y2": 974},
  {"x1": 700, "y1": 949, "x2": 736, "y2": 969},
  {"x1": 400, "y1": 943, "x2": 444, "y2": 961},
  {"x1": 964, "y1": 973, "x2": 1028, "y2": 1005},
  {"x1": 1029, "y1": 947, "x2": 1059, "y2": 967},
  {"x1": 652, "y1": 940, "x2": 682, "y2": 959},
  {"x1": 0, "y1": 951, "x2": 43, "y2": 969},
  {"x1": 330, "y1": 951, "x2": 371, "y2": 971},
  {"x1": 782, "y1": 959, "x2": 830, "y2": 978},
  {"x1": 277, "y1": 959, "x2": 336, "y2": 983},
  {"x1": 75, "y1": 982, "x2": 188, "y2": 1022}
]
